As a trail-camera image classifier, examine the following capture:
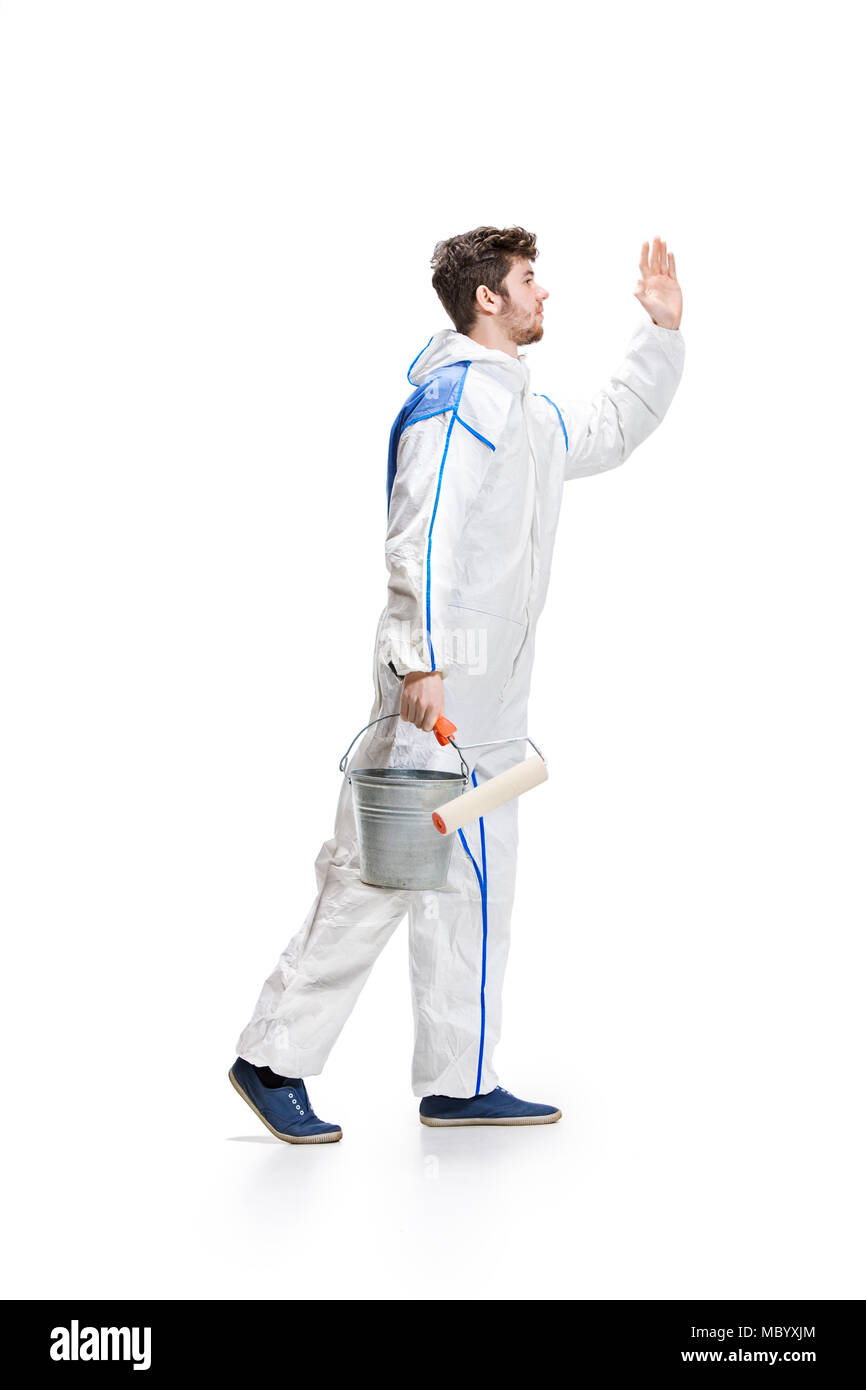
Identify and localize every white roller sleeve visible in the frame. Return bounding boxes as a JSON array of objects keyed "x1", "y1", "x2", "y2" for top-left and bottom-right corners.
[{"x1": 431, "y1": 755, "x2": 549, "y2": 834}]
